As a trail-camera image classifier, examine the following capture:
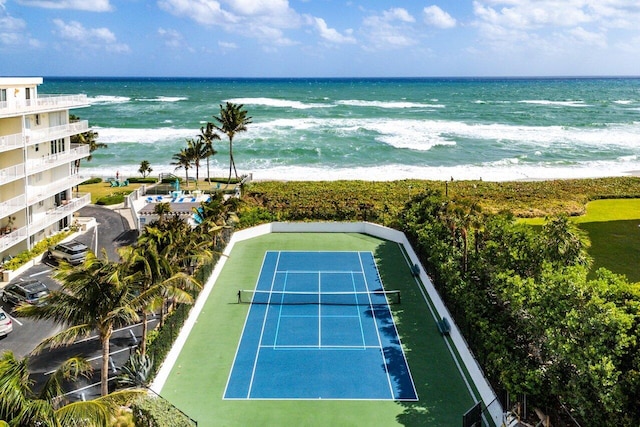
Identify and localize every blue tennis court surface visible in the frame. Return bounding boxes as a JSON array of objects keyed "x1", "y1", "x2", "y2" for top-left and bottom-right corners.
[{"x1": 224, "y1": 251, "x2": 418, "y2": 400}]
